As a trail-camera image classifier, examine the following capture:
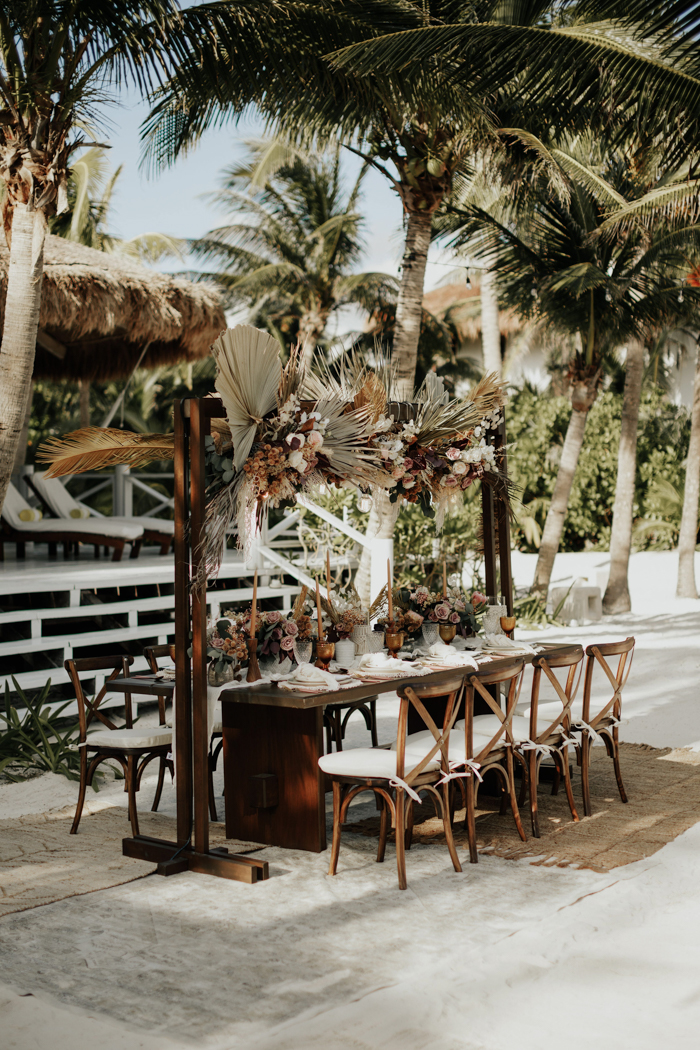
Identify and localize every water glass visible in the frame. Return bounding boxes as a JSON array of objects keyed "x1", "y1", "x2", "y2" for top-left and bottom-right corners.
[{"x1": 293, "y1": 638, "x2": 313, "y2": 664}]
